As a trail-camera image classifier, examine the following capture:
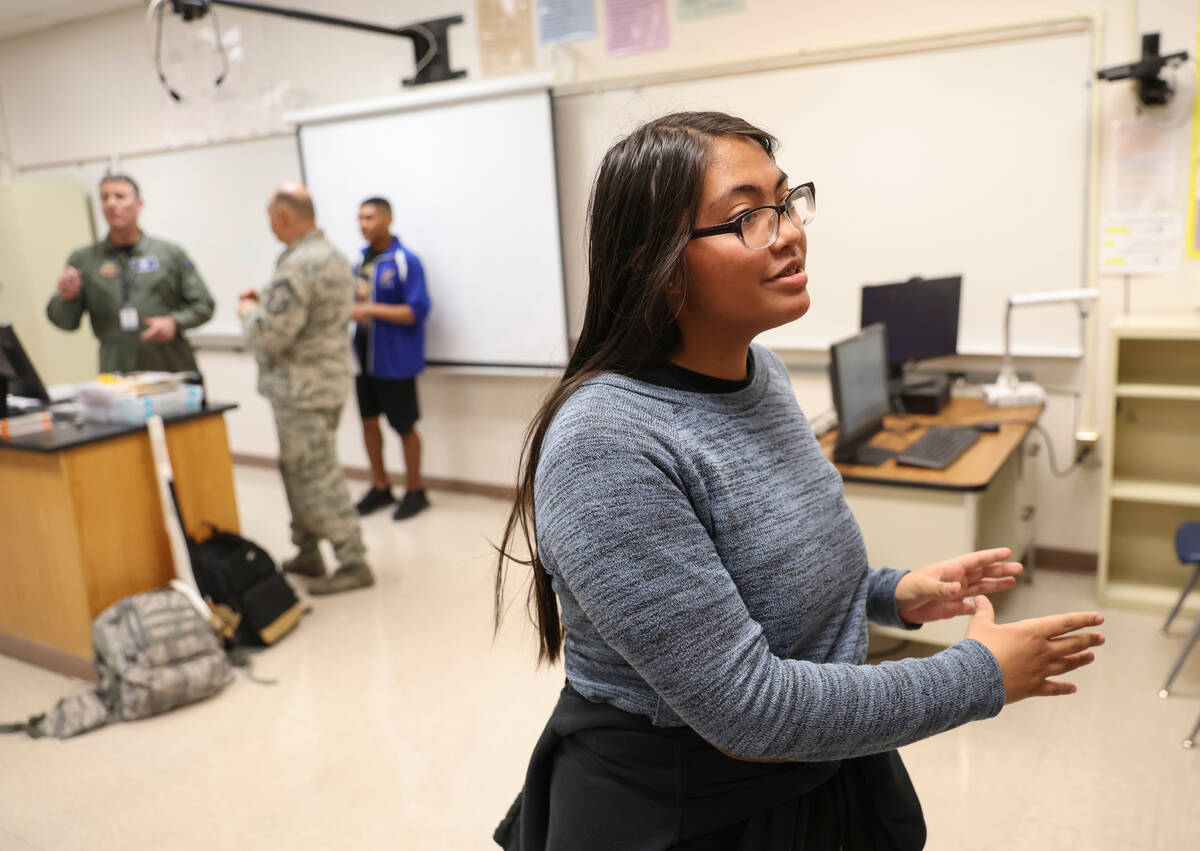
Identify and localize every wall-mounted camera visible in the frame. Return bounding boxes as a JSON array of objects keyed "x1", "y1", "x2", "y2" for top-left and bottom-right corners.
[{"x1": 1096, "y1": 33, "x2": 1188, "y2": 107}]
